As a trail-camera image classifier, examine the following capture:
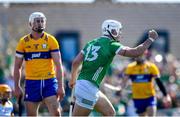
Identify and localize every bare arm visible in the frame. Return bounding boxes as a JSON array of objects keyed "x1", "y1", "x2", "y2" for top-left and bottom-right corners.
[
  {"x1": 118, "y1": 29, "x2": 158, "y2": 57},
  {"x1": 13, "y1": 57, "x2": 23, "y2": 98},
  {"x1": 14, "y1": 57, "x2": 23, "y2": 88},
  {"x1": 121, "y1": 75, "x2": 129, "y2": 89},
  {"x1": 69, "y1": 52, "x2": 84, "y2": 88},
  {"x1": 51, "y1": 51, "x2": 64, "y2": 89},
  {"x1": 51, "y1": 51, "x2": 65, "y2": 100}
]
